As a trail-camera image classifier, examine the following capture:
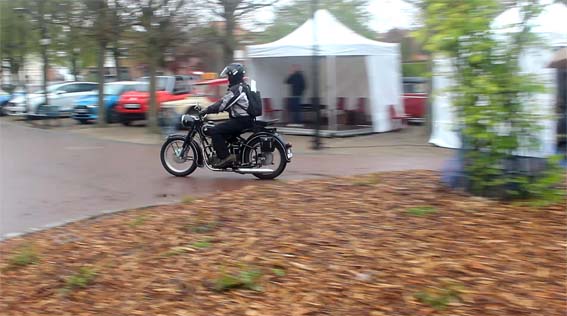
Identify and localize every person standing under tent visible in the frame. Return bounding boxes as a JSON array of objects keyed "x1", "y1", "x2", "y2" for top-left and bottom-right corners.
[{"x1": 285, "y1": 64, "x2": 306, "y2": 126}]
